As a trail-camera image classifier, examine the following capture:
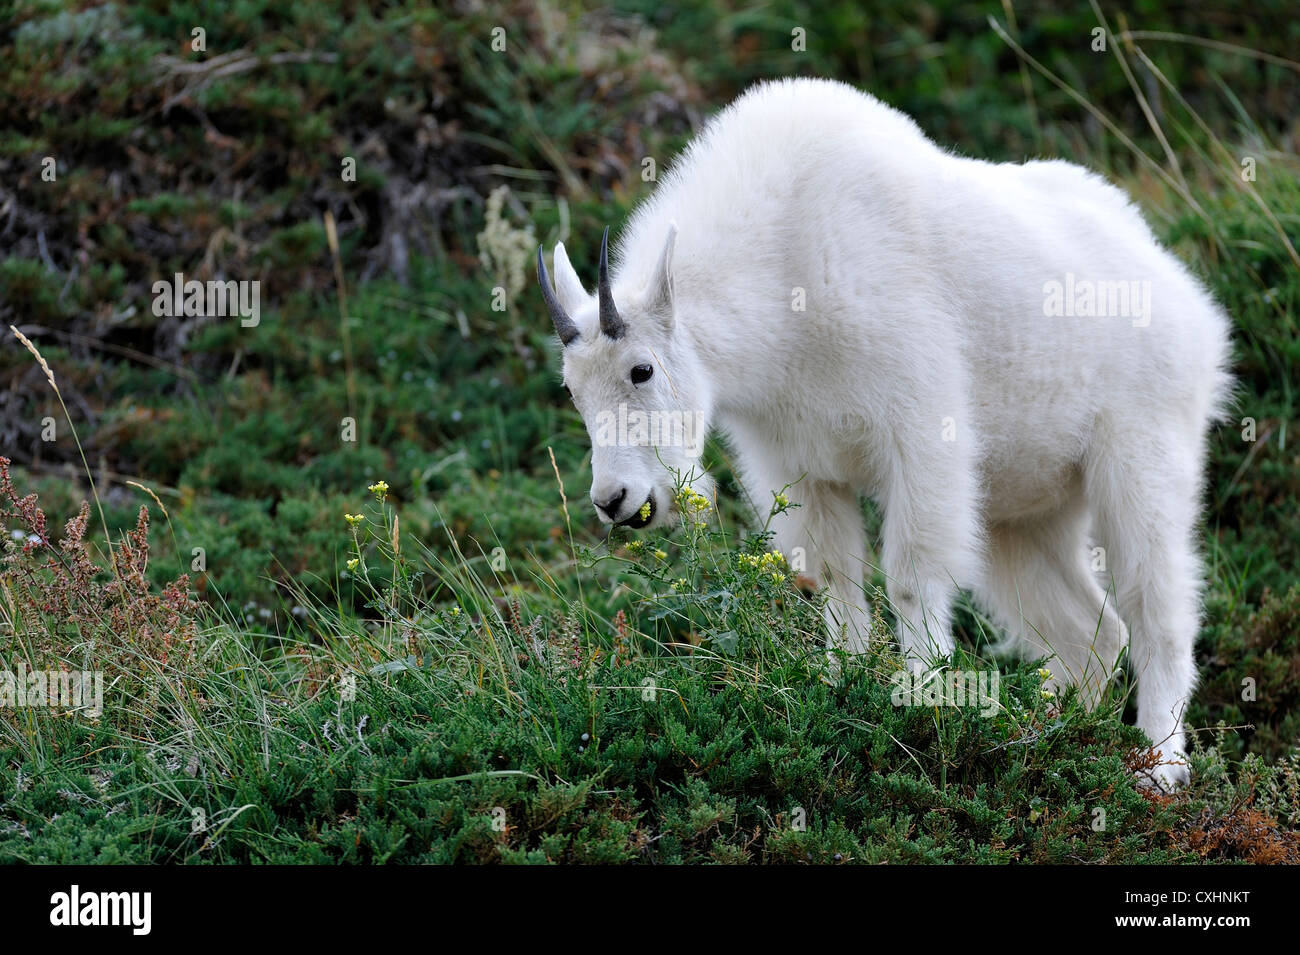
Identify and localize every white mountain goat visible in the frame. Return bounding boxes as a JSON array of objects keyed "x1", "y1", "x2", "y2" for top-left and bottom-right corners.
[{"x1": 536, "y1": 78, "x2": 1233, "y2": 791}]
